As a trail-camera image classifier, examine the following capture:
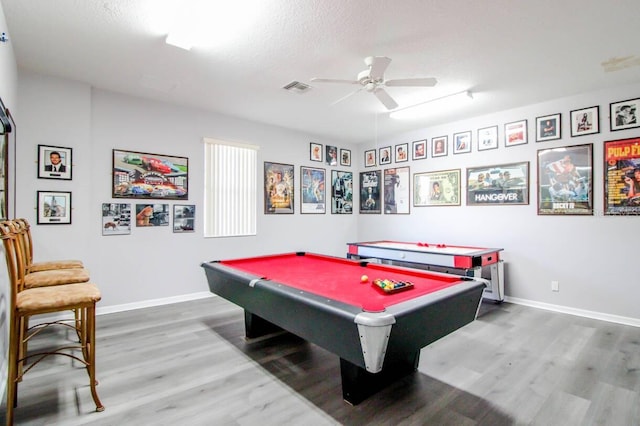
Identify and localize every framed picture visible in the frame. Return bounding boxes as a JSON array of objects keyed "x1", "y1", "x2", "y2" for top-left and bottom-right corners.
[
  {"x1": 359, "y1": 170, "x2": 381, "y2": 214},
  {"x1": 300, "y1": 166, "x2": 326, "y2": 214},
  {"x1": 135, "y1": 203, "x2": 170, "y2": 226},
  {"x1": 264, "y1": 161, "x2": 294, "y2": 214},
  {"x1": 379, "y1": 146, "x2": 391, "y2": 165},
  {"x1": 570, "y1": 106, "x2": 599, "y2": 137},
  {"x1": 504, "y1": 119, "x2": 528, "y2": 147},
  {"x1": 384, "y1": 167, "x2": 410, "y2": 214},
  {"x1": 453, "y1": 131, "x2": 472, "y2": 154},
  {"x1": 340, "y1": 148, "x2": 351, "y2": 167},
  {"x1": 310, "y1": 142, "x2": 322, "y2": 162},
  {"x1": 394, "y1": 143, "x2": 409, "y2": 163},
  {"x1": 603, "y1": 137, "x2": 640, "y2": 215},
  {"x1": 37, "y1": 191, "x2": 71, "y2": 224},
  {"x1": 331, "y1": 170, "x2": 353, "y2": 214},
  {"x1": 466, "y1": 162, "x2": 530, "y2": 206},
  {"x1": 326, "y1": 145, "x2": 338, "y2": 166},
  {"x1": 412, "y1": 140, "x2": 427, "y2": 160},
  {"x1": 173, "y1": 204, "x2": 195, "y2": 232},
  {"x1": 413, "y1": 169, "x2": 460, "y2": 207},
  {"x1": 38, "y1": 145, "x2": 72, "y2": 180},
  {"x1": 477, "y1": 126, "x2": 498, "y2": 151},
  {"x1": 536, "y1": 113, "x2": 561, "y2": 142},
  {"x1": 431, "y1": 136, "x2": 448, "y2": 157},
  {"x1": 537, "y1": 143, "x2": 593, "y2": 215},
  {"x1": 112, "y1": 149, "x2": 188, "y2": 199},
  {"x1": 610, "y1": 98, "x2": 639, "y2": 131},
  {"x1": 364, "y1": 149, "x2": 376, "y2": 167},
  {"x1": 102, "y1": 203, "x2": 131, "y2": 235}
]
